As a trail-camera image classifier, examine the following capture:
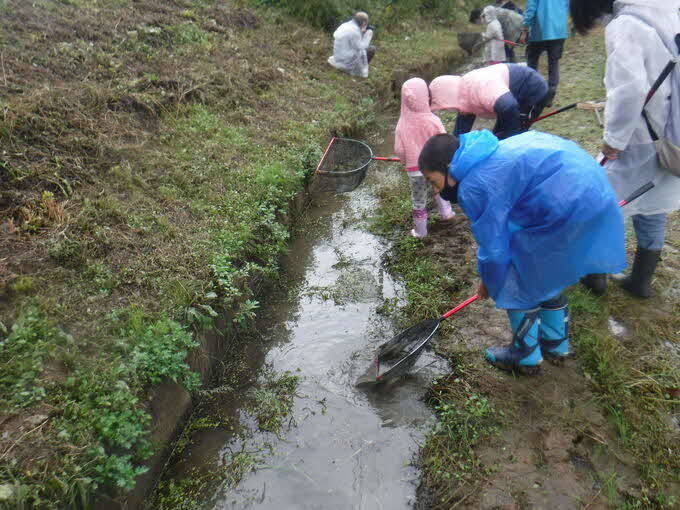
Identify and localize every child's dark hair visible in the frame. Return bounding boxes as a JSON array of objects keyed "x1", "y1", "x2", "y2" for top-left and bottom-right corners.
[
  {"x1": 570, "y1": 0, "x2": 614, "y2": 34},
  {"x1": 469, "y1": 8, "x2": 482, "y2": 23},
  {"x1": 418, "y1": 134, "x2": 460, "y2": 175}
]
